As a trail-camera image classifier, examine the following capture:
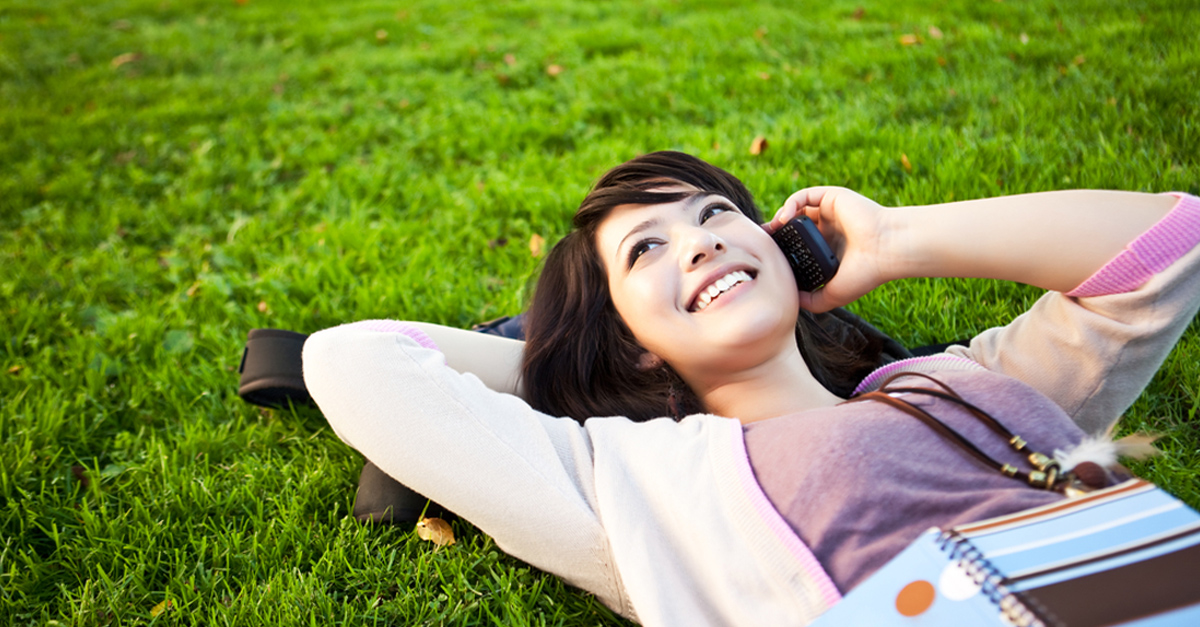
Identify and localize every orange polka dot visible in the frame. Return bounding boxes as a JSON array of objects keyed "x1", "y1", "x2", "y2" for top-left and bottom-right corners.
[{"x1": 895, "y1": 580, "x2": 936, "y2": 616}]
